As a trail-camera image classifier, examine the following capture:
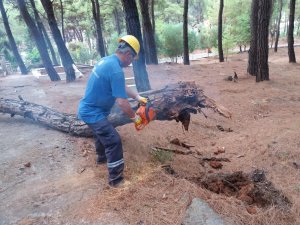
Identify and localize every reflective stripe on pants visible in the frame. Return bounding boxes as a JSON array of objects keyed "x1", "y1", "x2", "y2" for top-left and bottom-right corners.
[{"x1": 87, "y1": 118, "x2": 124, "y2": 185}]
